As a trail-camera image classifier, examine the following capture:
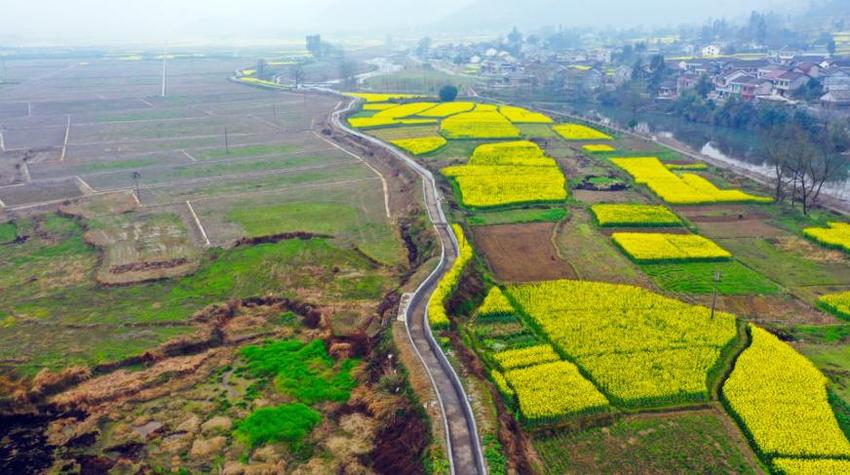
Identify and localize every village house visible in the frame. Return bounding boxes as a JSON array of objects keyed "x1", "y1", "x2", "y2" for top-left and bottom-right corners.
[{"x1": 772, "y1": 71, "x2": 810, "y2": 96}]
